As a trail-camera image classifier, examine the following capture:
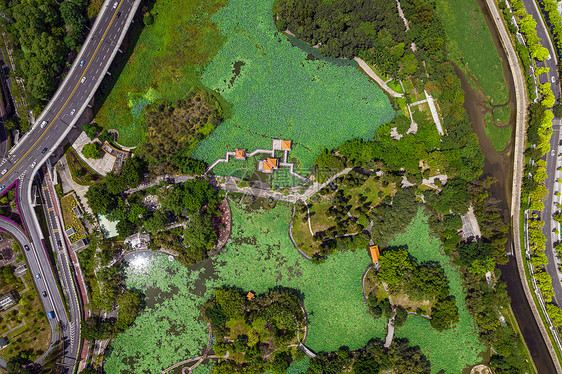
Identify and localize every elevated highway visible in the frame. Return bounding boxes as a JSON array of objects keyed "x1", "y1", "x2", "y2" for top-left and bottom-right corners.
[{"x1": 0, "y1": 0, "x2": 141, "y2": 371}]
